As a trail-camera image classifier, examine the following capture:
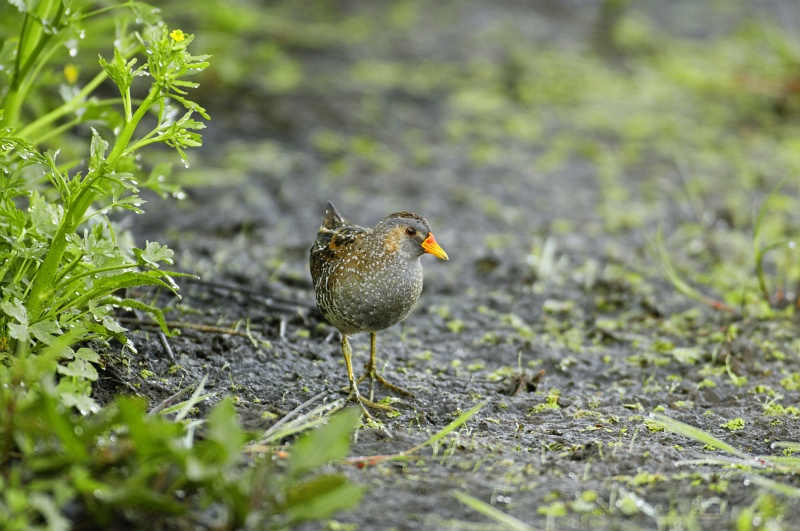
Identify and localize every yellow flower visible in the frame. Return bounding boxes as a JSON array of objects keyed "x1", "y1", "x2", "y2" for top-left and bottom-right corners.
[
  {"x1": 170, "y1": 29, "x2": 185, "y2": 43},
  {"x1": 64, "y1": 64, "x2": 79, "y2": 84}
]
